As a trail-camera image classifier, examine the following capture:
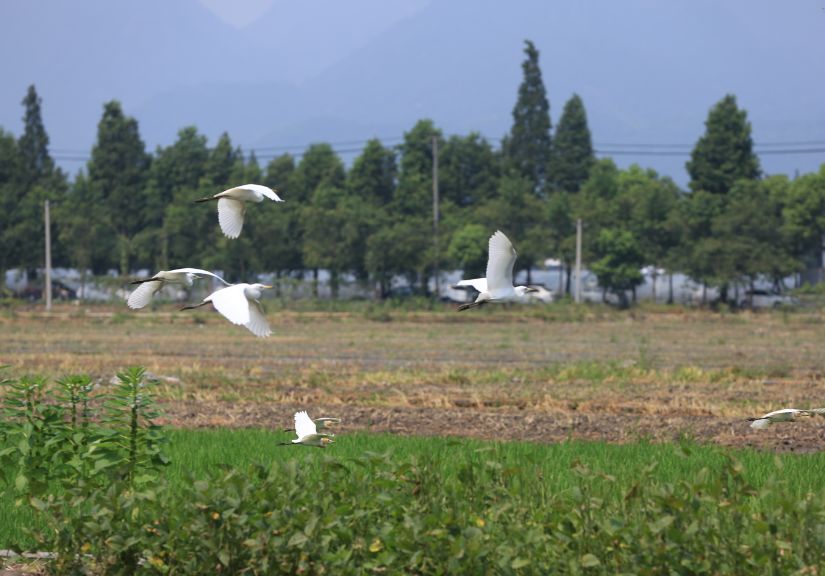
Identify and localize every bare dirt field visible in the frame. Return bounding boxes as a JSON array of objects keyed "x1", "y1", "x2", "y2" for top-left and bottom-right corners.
[{"x1": 3, "y1": 303, "x2": 825, "y2": 452}]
